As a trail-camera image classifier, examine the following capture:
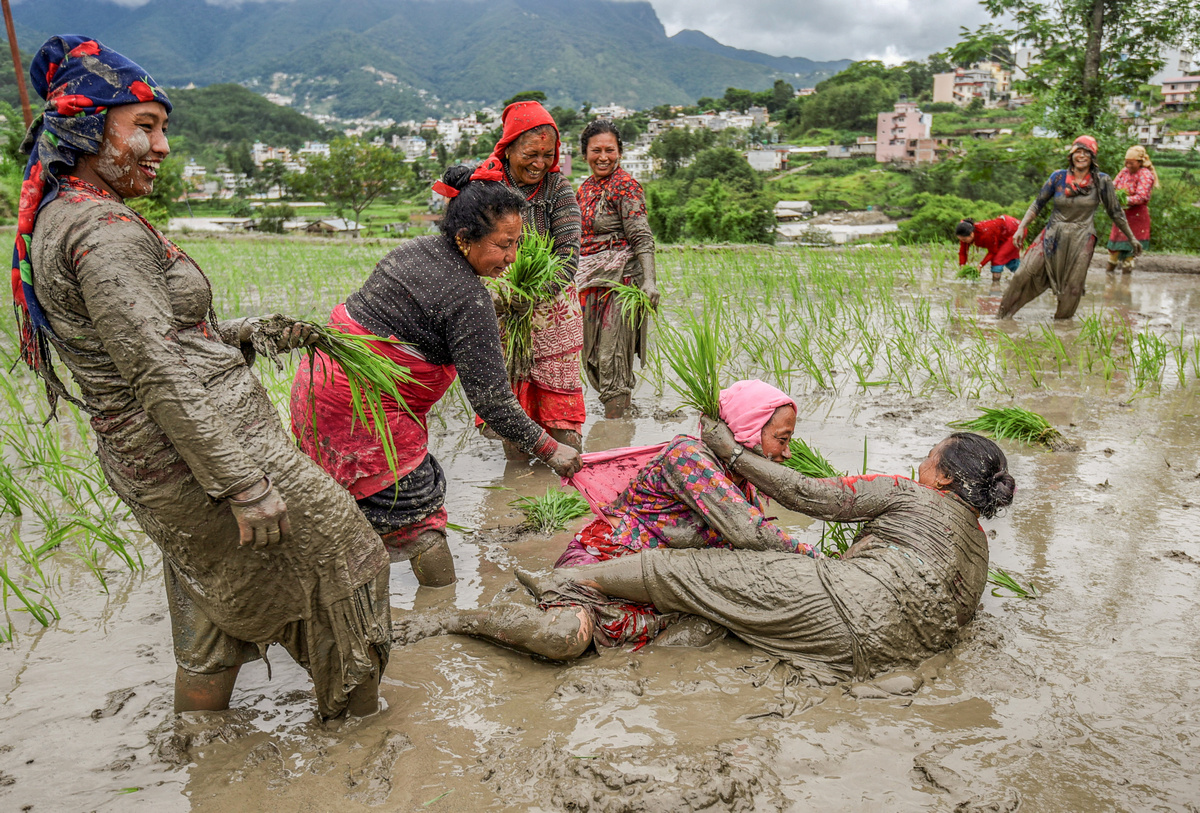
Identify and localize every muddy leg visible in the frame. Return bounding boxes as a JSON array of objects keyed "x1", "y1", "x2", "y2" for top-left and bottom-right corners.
[
  {"x1": 410, "y1": 529, "x2": 456, "y2": 587},
  {"x1": 518, "y1": 556, "x2": 652, "y2": 605},
  {"x1": 345, "y1": 645, "x2": 383, "y2": 717},
  {"x1": 602, "y1": 394, "x2": 630, "y2": 420},
  {"x1": 1053, "y1": 249, "x2": 1092, "y2": 319},
  {"x1": 174, "y1": 665, "x2": 241, "y2": 713},
  {"x1": 998, "y1": 247, "x2": 1050, "y2": 319},
  {"x1": 394, "y1": 602, "x2": 593, "y2": 660}
]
